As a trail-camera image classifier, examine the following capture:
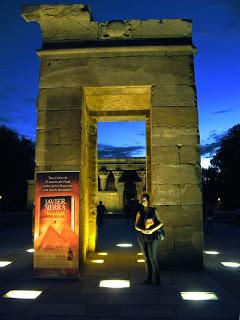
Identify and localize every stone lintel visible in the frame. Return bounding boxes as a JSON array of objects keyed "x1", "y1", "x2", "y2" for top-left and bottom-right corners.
[
  {"x1": 90, "y1": 113, "x2": 148, "y2": 122},
  {"x1": 83, "y1": 85, "x2": 152, "y2": 96},
  {"x1": 36, "y1": 45, "x2": 195, "y2": 60}
]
